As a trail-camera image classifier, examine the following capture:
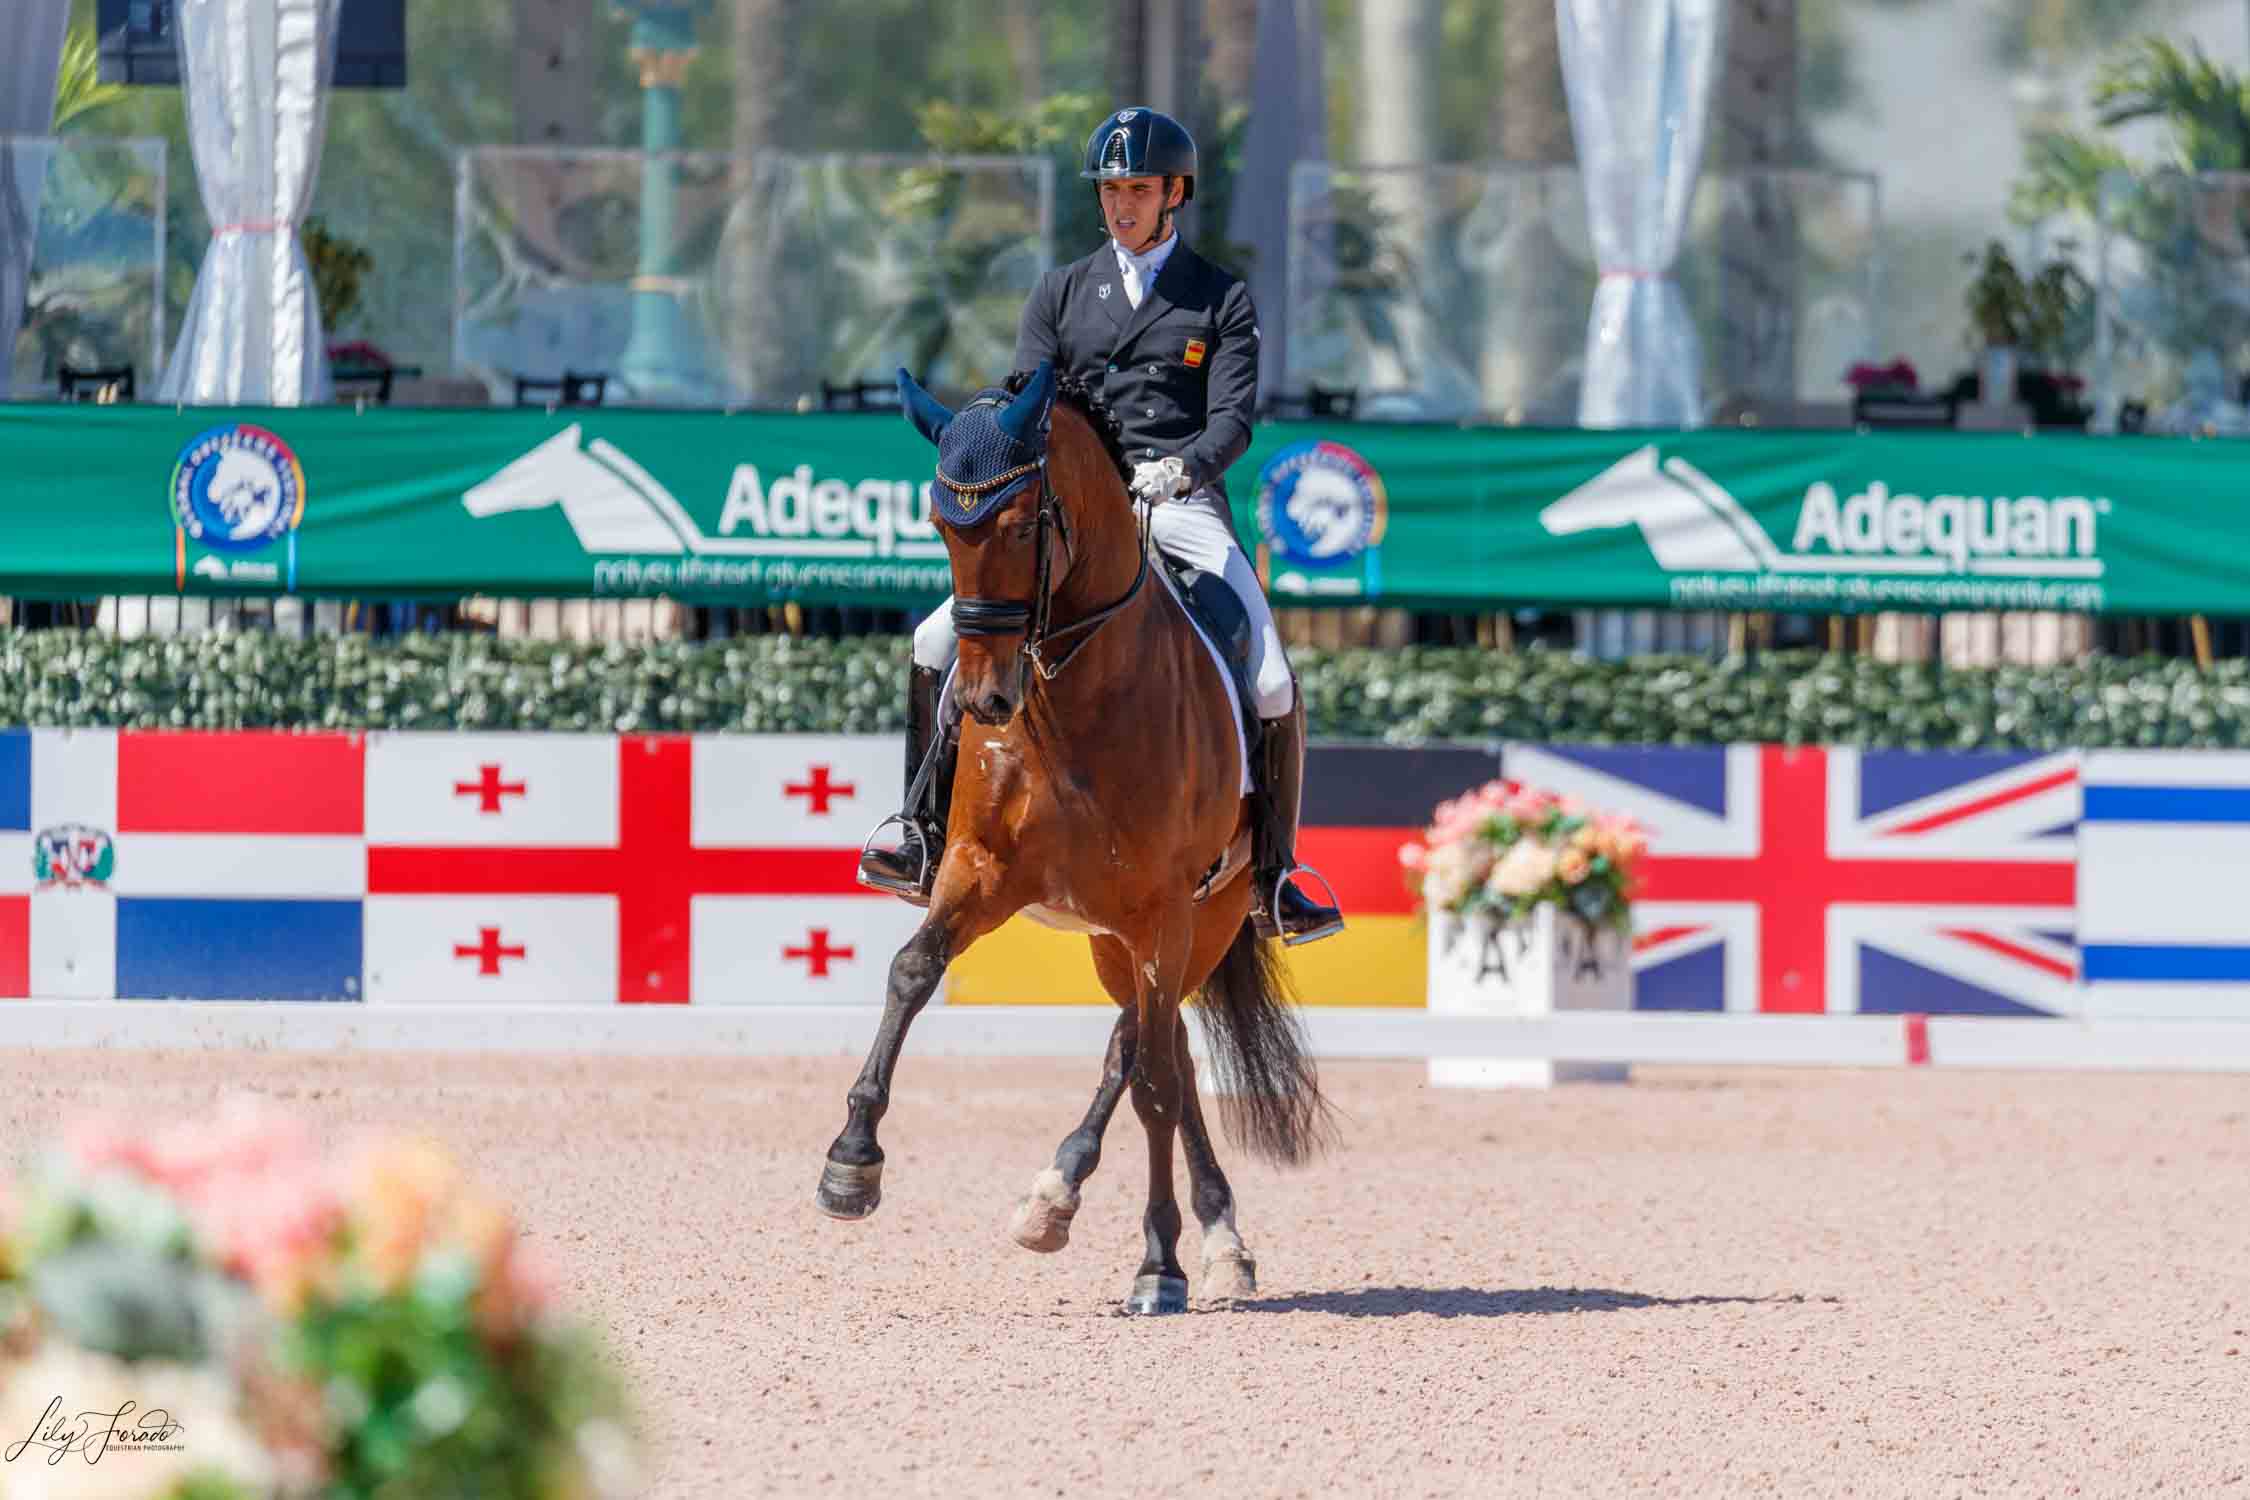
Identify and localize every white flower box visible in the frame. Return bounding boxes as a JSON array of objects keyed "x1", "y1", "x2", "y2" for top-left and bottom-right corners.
[{"x1": 1426, "y1": 903, "x2": 1632, "y2": 1088}]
